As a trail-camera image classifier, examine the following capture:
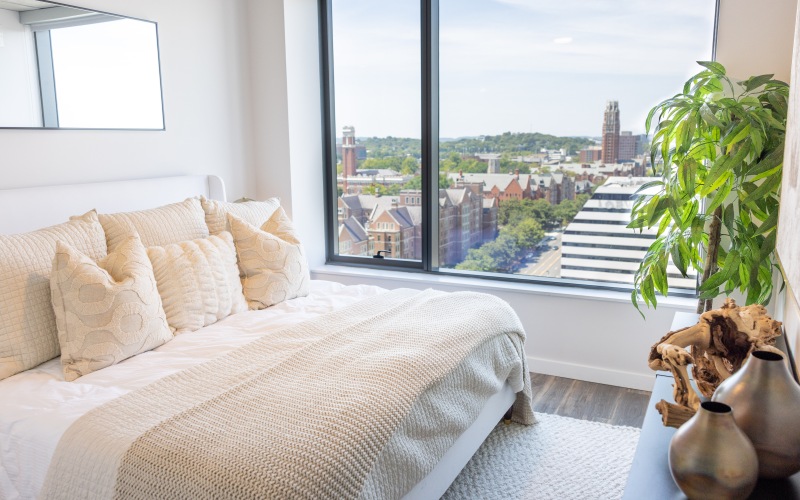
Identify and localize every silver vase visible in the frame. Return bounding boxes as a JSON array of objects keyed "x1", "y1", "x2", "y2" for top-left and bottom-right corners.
[
  {"x1": 712, "y1": 350, "x2": 800, "y2": 478},
  {"x1": 669, "y1": 401, "x2": 758, "y2": 500}
]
